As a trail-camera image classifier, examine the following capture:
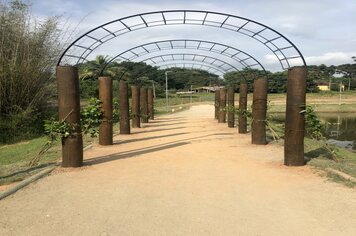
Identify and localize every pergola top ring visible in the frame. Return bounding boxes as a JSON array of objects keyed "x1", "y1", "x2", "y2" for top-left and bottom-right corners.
[
  {"x1": 58, "y1": 10, "x2": 306, "y2": 70},
  {"x1": 105, "y1": 39, "x2": 266, "y2": 73}
]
